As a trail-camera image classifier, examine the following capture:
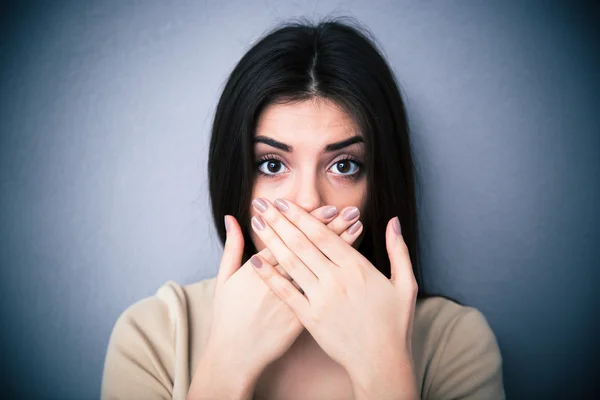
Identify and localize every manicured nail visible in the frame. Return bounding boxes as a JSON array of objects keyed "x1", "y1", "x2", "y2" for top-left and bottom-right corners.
[
  {"x1": 252, "y1": 198, "x2": 268, "y2": 213},
  {"x1": 274, "y1": 198, "x2": 289, "y2": 212},
  {"x1": 250, "y1": 255, "x2": 262, "y2": 269},
  {"x1": 322, "y1": 206, "x2": 338, "y2": 219},
  {"x1": 347, "y1": 220, "x2": 362, "y2": 234},
  {"x1": 342, "y1": 207, "x2": 359, "y2": 221},
  {"x1": 393, "y1": 216, "x2": 401, "y2": 235},
  {"x1": 251, "y1": 215, "x2": 265, "y2": 231},
  {"x1": 224, "y1": 215, "x2": 229, "y2": 233}
]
